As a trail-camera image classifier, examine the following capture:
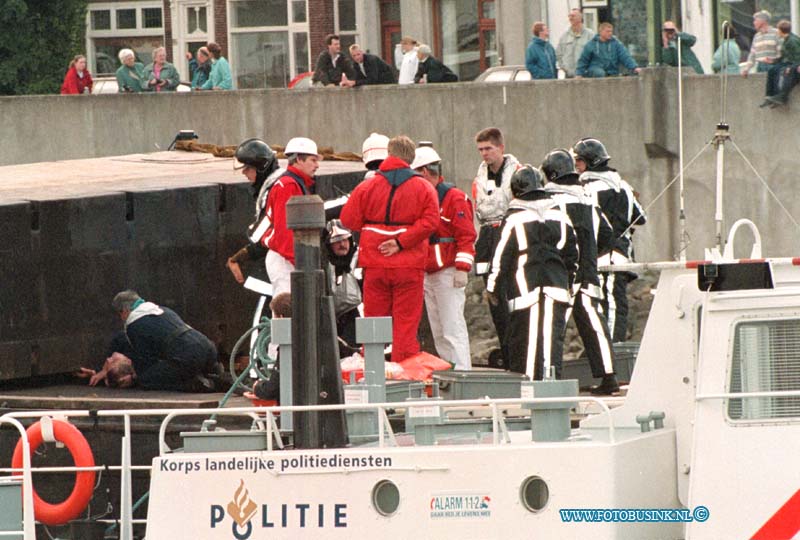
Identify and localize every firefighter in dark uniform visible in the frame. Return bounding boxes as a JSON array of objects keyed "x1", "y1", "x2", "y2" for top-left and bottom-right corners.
[
  {"x1": 542, "y1": 149, "x2": 620, "y2": 395},
  {"x1": 574, "y1": 137, "x2": 646, "y2": 343},
  {"x1": 486, "y1": 166, "x2": 578, "y2": 380}
]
